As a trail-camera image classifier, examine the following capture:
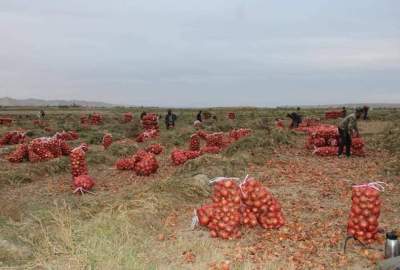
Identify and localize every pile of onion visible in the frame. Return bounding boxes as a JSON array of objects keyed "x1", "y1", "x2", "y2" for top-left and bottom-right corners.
[
  {"x1": 347, "y1": 185, "x2": 381, "y2": 244},
  {"x1": 27, "y1": 137, "x2": 70, "y2": 162},
  {"x1": 102, "y1": 133, "x2": 113, "y2": 150},
  {"x1": 115, "y1": 150, "x2": 158, "y2": 175}
]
